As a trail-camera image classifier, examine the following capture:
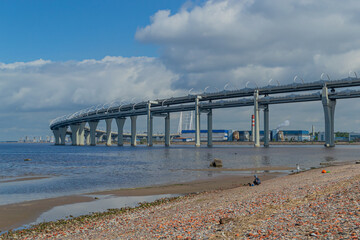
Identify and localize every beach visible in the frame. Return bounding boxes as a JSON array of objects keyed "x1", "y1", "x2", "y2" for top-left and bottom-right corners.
[
  {"x1": 0, "y1": 171, "x2": 282, "y2": 232},
  {"x1": 2, "y1": 162, "x2": 359, "y2": 239}
]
